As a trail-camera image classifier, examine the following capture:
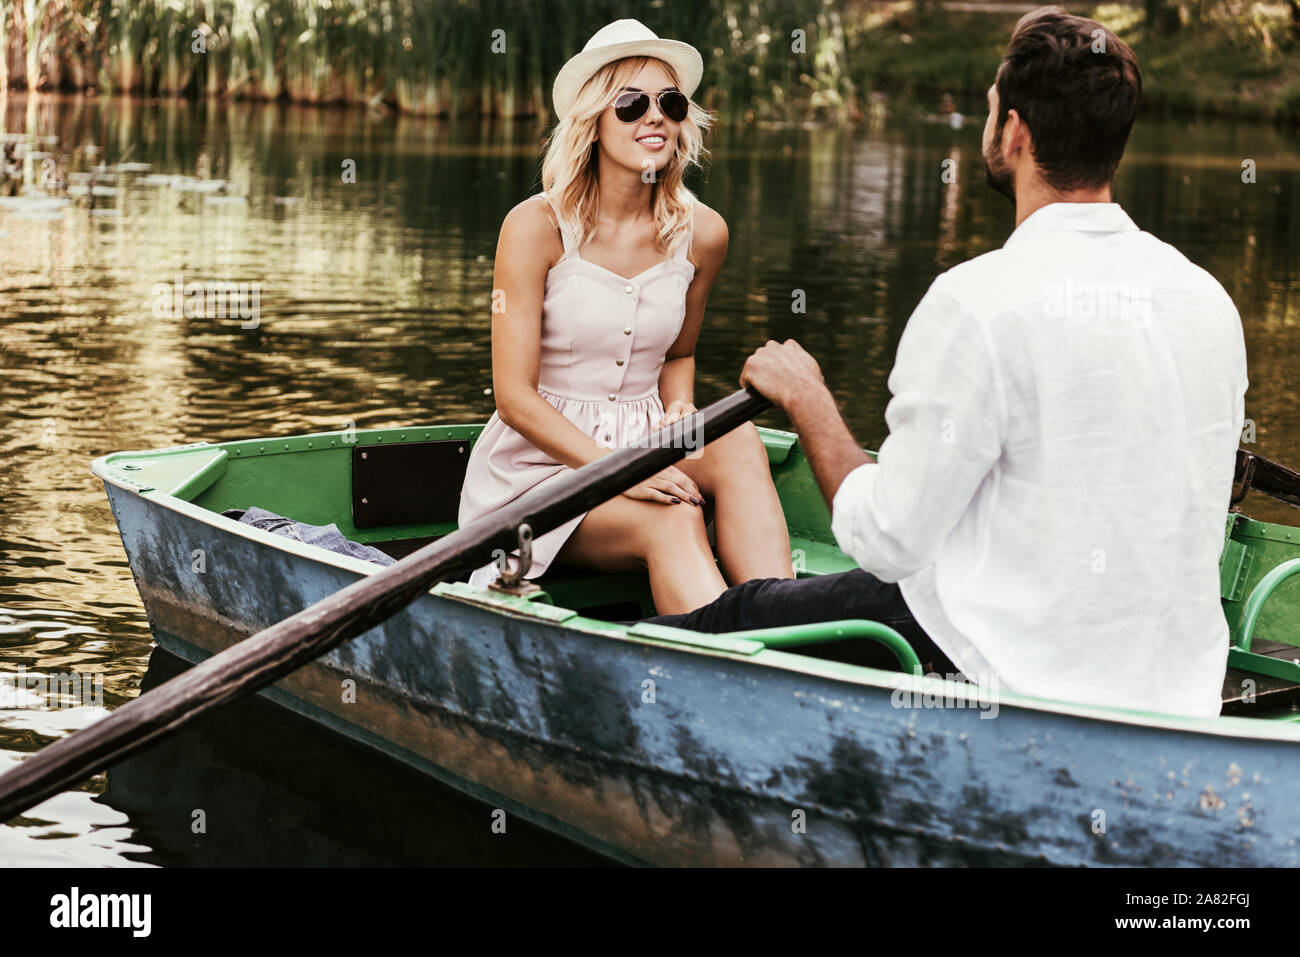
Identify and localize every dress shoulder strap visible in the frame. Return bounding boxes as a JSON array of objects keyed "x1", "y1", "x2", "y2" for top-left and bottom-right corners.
[{"x1": 538, "y1": 190, "x2": 573, "y2": 254}]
